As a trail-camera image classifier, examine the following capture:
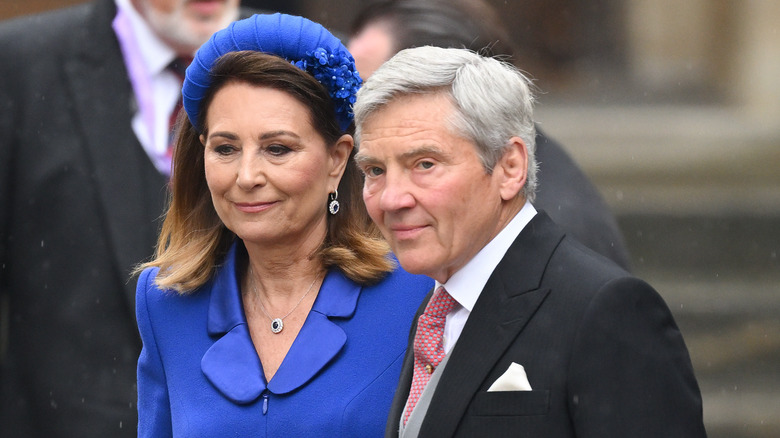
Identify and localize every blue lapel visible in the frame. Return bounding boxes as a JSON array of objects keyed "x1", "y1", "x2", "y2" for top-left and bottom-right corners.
[{"x1": 200, "y1": 244, "x2": 360, "y2": 403}]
